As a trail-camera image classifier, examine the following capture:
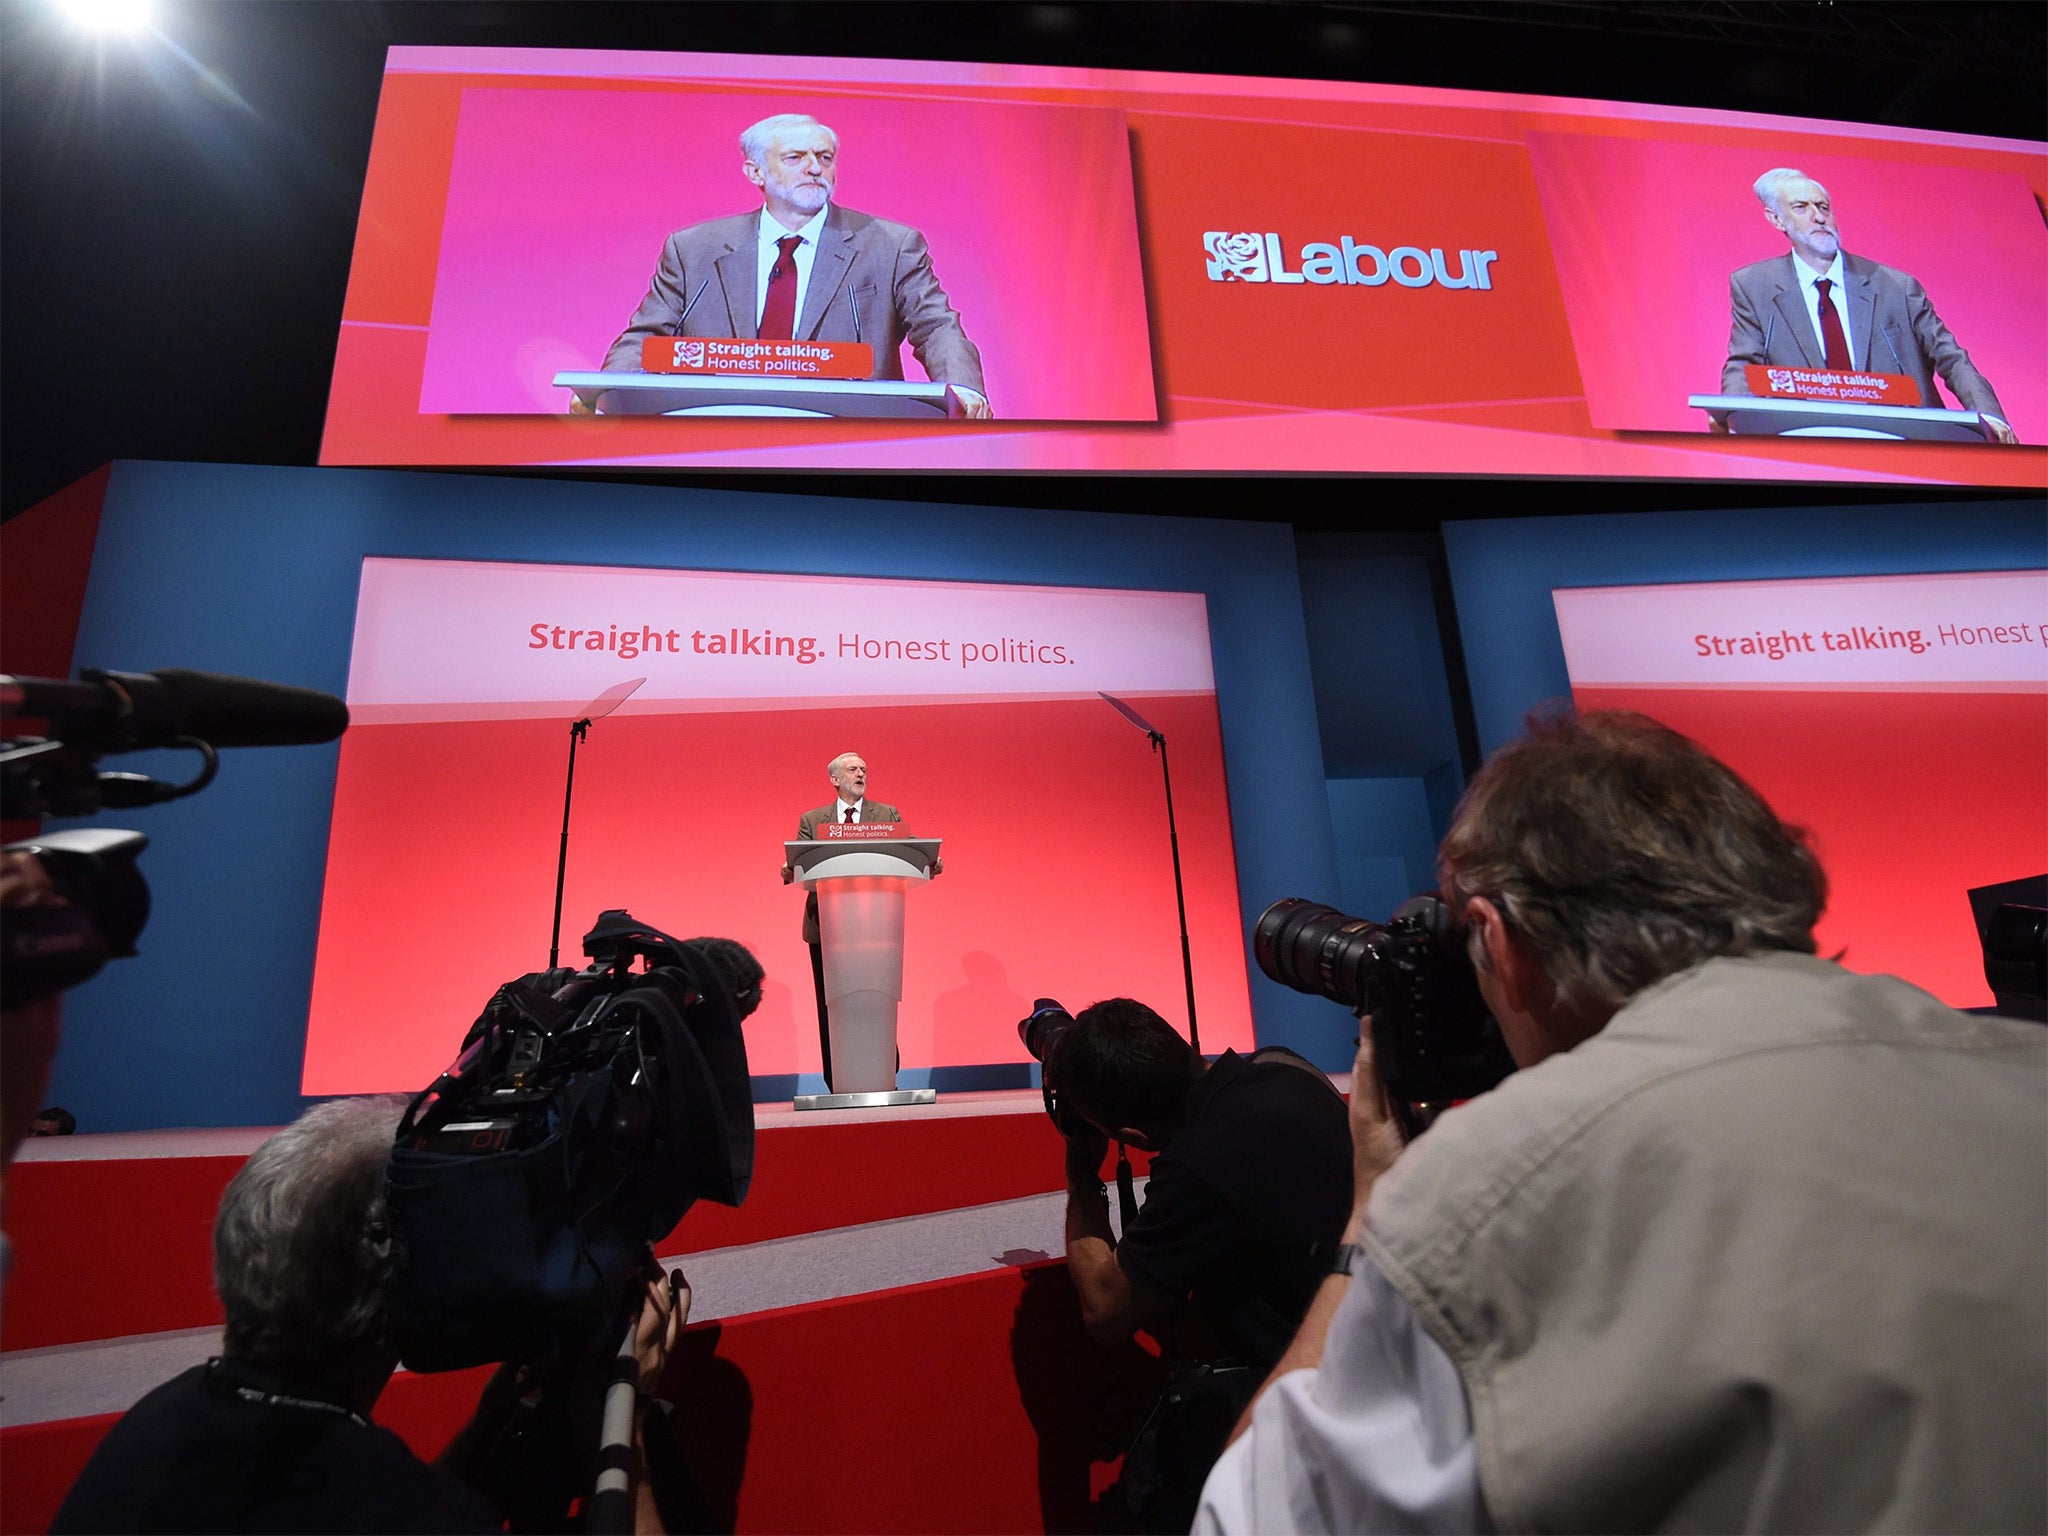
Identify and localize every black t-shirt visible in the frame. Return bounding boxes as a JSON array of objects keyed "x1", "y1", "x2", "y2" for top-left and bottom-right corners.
[
  {"x1": 1113, "y1": 1048, "x2": 1353, "y2": 1365},
  {"x1": 52, "y1": 1360, "x2": 503, "y2": 1534}
]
